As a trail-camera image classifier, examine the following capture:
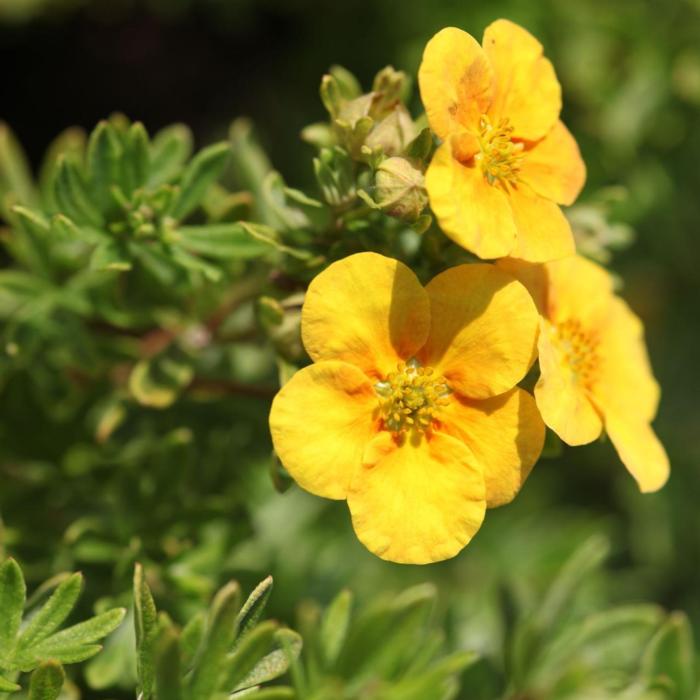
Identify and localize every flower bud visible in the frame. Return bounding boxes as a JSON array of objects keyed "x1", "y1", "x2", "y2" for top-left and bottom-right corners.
[
  {"x1": 374, "y1": 157, "x2": 428, "y2": 221},
  {"x1": 365, "y1": 105, "x2": 418, "y2": 157}
]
